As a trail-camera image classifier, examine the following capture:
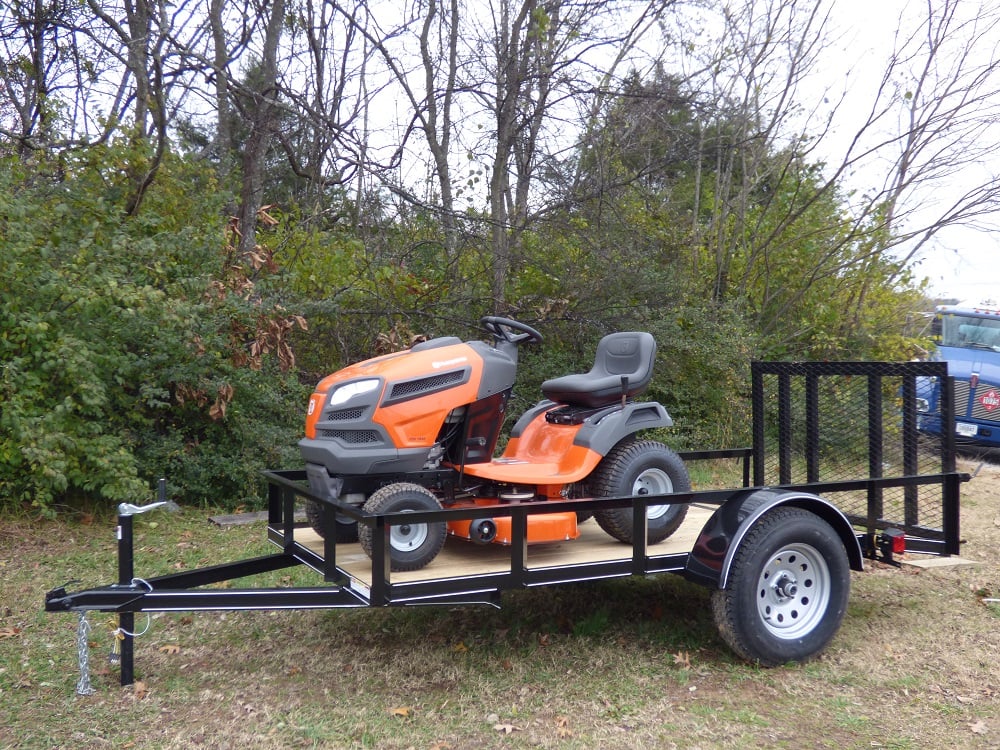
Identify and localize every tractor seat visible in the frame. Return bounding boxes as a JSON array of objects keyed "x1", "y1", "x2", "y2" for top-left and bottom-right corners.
[{"x1": 541, "y1": 332, "x2": 657, "y2": 408}]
